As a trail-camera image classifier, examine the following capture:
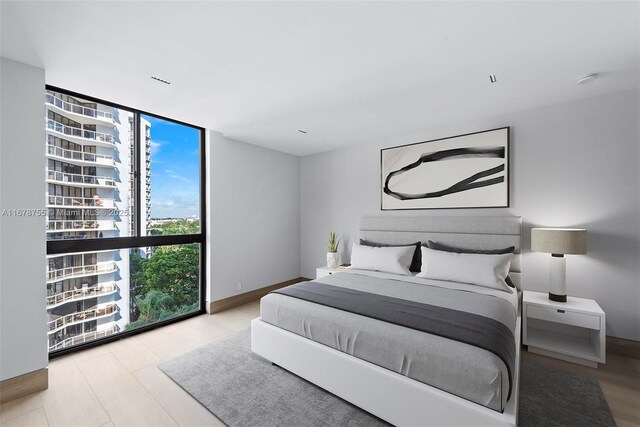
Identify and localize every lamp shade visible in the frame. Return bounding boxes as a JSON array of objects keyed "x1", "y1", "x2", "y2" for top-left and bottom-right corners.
[{"x1": 531, "y1": 228, "x2": 587, "y2": 255}]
